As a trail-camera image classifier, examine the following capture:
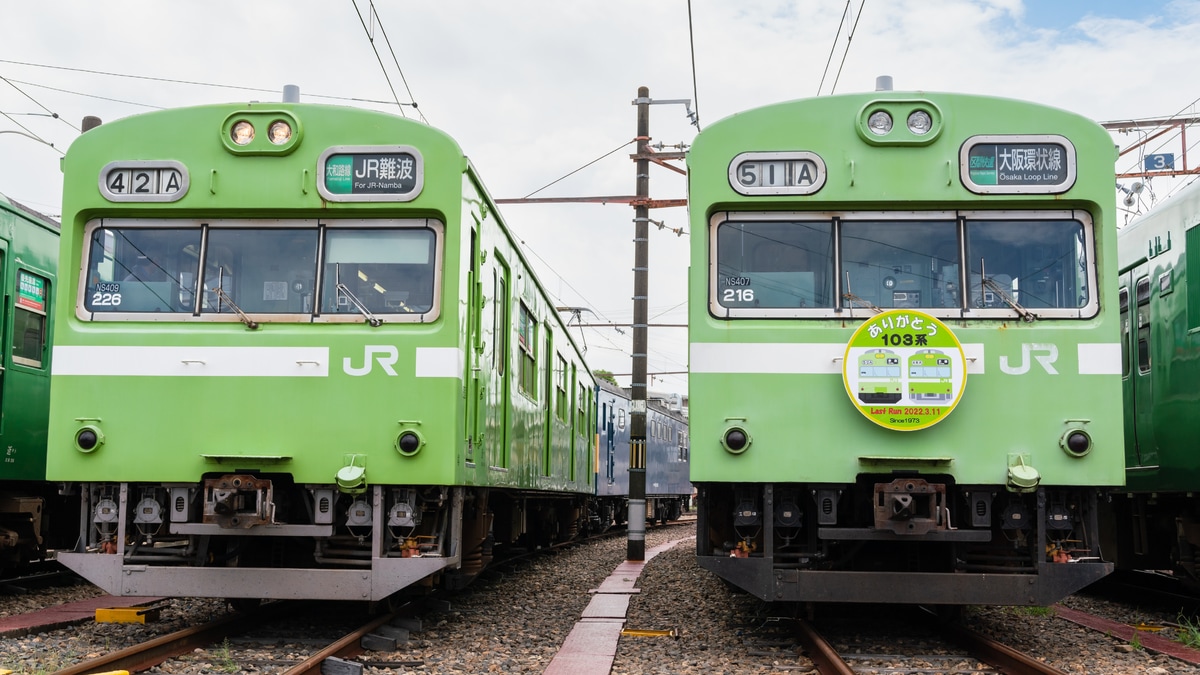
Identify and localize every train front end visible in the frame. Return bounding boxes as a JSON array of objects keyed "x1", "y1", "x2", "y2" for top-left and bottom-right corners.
[
  {"x1": 687, "y1": 90, "x2": 1123, "y2": 605},
  {"x1": 49, "y1": 102, "x2": 496, "y2": 601}
]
